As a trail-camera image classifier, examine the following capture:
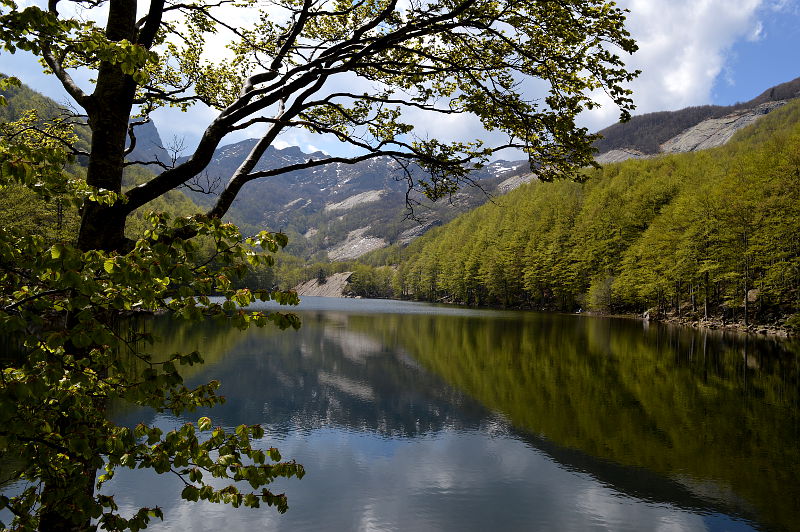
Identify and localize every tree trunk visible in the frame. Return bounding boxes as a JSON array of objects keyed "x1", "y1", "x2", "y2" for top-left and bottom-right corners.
[
  {"x1": 39, "y1": 468, "x2": 96, "y2": 532},
  {"x1": 41, "y1": 1, "x2": 138, "y2": 528},
  {"x1": 743, "y1": 272, "x2": 749, "y2": 326},
  {"x1": 76, "y1": 0, "x2": 138, "y2": 253},
  {"x1": 742, "y1": 233, "x2": 750, "y2": 326}
]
